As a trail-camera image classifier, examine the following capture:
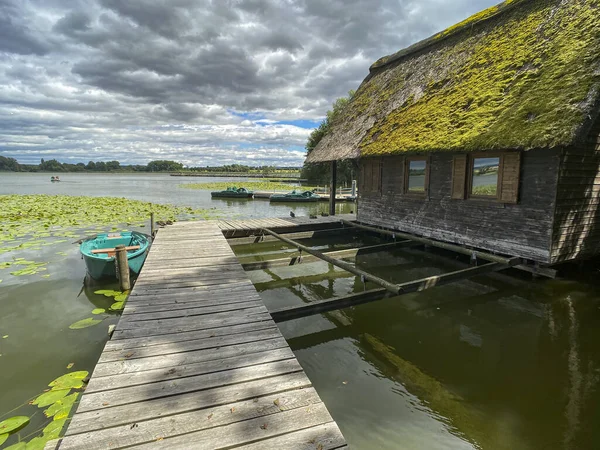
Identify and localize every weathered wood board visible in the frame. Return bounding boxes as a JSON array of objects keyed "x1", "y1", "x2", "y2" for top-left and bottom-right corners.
[{"x1": 50, "y1": 220, "x2": 346, "y2": 449}]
